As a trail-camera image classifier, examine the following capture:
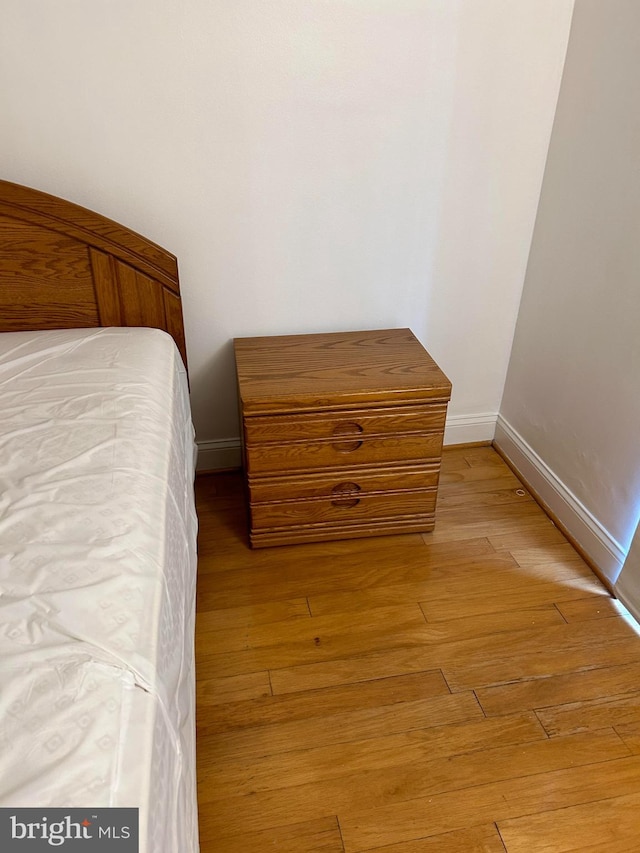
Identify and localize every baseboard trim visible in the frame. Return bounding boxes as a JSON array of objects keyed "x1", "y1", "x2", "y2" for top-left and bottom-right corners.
[
  {"x1": 494, "y1": 414, "x2": 625, "y2": 588},
  {"x1": 444, "y1": 412, "x2": 497, "y2": 446},
  {"x1": 196, "y1": 438, "x2": 242, "y2": 473}
]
